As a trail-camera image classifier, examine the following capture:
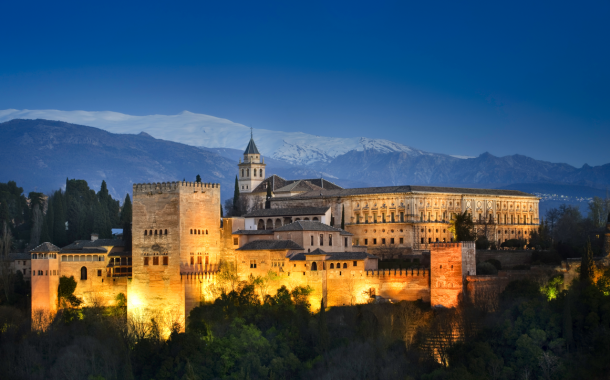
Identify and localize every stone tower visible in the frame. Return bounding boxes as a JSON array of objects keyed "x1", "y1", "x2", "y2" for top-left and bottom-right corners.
[
  {"x1": 30, "y1": 242, "x2": 61, "y2": 319},
  {"x1": 238, "y1": 131, "x2": 265, "y2": 193},
  {"x1": 128, "y1": 181, "x2": 221, "y2": 337}
]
